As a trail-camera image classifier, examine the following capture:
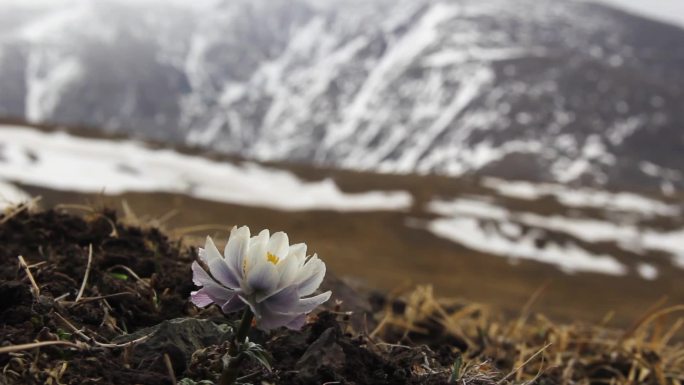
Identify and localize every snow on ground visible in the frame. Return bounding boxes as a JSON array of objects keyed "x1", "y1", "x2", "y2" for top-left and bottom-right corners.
[
  {"x1": 427, "y1": 216, "x2": 628, "y2": 275},
  {"x1": 429, "y1": 197, "x2": 640, "y2": 243},
  {"x1": 430, "y1": 196, "x2": 684, "y2": 271},
  {"x1": 0, "y1": 180, "x2": 31, "y2": 209},
  {"x1": 482, "y1": 177, "x2": 680, "y2": 217},
  {"x1": 0, "y1": 126, "x2": 412, "y2": 212},
  {"x1": 636, "y1": 263, "x2": 658, "y2": 280},
  {"x1": 426, "y1": 197, "x2": 628, "y2": 275},
  {"x1": 425, "y1": 195, "x2": 684, "y2": 277},
  {"x1": 642, "y1": 229, "x2": 684, "y2": 269}
]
